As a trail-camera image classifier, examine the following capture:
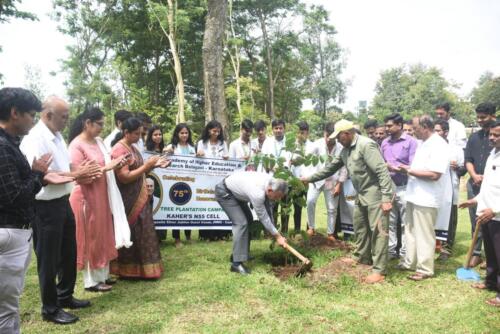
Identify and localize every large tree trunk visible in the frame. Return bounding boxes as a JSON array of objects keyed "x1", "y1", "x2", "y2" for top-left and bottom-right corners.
[
  {"x1": 257, "y1": 10, "x2": 274, "y2": 120},
  {"x1": 203, "y1": 0, "x2": 228, "y2": 134},
  {"x1": 228, "y1": 0, "x2": 242, "y2": 122}
]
